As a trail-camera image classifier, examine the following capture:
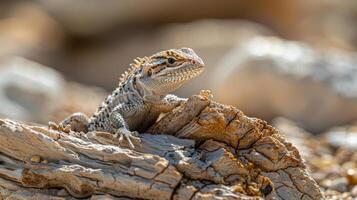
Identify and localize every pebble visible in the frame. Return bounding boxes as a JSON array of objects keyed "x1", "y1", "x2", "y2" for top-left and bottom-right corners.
[
  {"x1": 325, "y1": 130, "x2": 357, "y2": 150},
  {"x1": 351, "y1": 185, "x2": 357, "y2": 197},
  {"x1": 328, "y1": 178, "x2": 349, "y2": 193},
  {"x1": 346, "y1": 168, "x2": 357, "y2": 185},
  {"x1": 30, "y1": 155, "x2": 42, "y2": 163}
]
